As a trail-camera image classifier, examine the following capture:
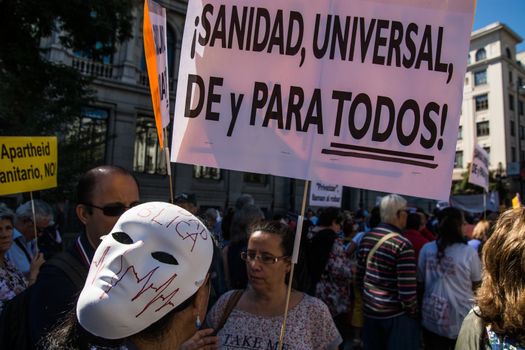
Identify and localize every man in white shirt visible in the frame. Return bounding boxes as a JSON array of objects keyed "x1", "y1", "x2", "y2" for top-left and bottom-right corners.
[{"x1": 6, "y1": 199, "x2": 52, "y2": 278}]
